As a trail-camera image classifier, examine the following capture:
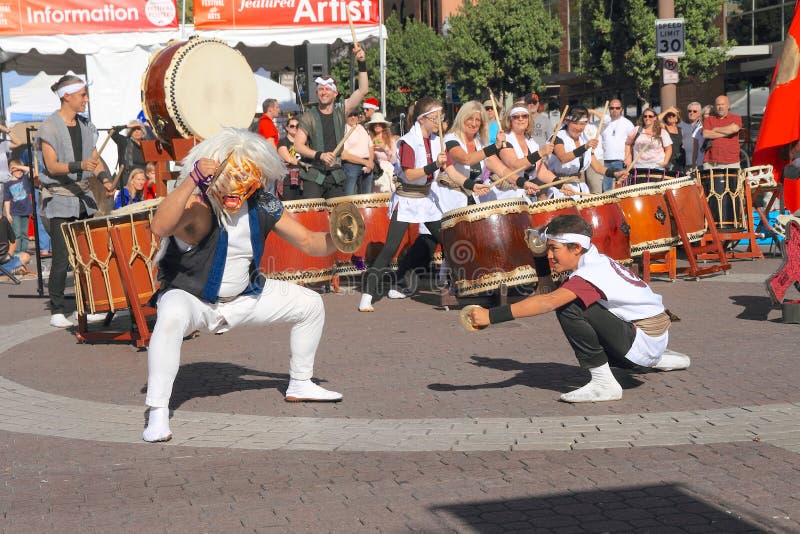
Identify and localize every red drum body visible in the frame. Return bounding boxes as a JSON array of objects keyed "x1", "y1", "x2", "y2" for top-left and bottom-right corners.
[
  {"x1": 576, "y1": 192, "x2": 632, "y2": 262},
  {"x1": 261, "y1": 199, "x2": 334, "y2": 284},
  {"x1": 528, "y1": 197, "x2": 580, "y2": 230},
  {"x1": 62, "y1": 207, "x2": 160, "y2": 315},
  {"x1": 327, "y1": 193, "x2": 409, "y2": 276},
  {"x1": 142, "y1": 37, "x2": 257, "y2": 143},
  {"x1": 613, "y1": 182, "x2": 676, "y2": 256},
  {"x1": 661, "y1": 176, "x2": 707, "y2": 243},
  {"x1": 441, "y1": 198, "x2": 537, "y2": 296},
  {"x1": 698, "y1": 168, "x2": 746, "y2": 230}
]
